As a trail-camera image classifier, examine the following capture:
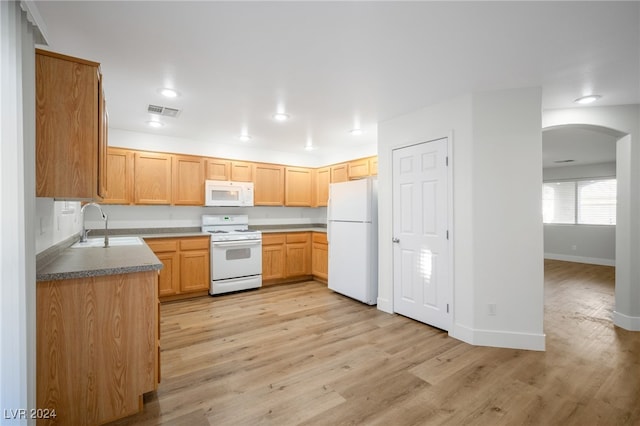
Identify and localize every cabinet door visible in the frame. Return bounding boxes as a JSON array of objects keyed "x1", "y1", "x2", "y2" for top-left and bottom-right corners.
[
  {"x1": 206, "y1": 158, "x2": 230, "y2": 181},
  {"x1": 348, "y1": 158, "x2": 370, "y2": 180},
  {"x1": 254, "y1": 163, "x2": 284, "y2": 206},
  {"x1": 313, "y1": 167, "x2": 330, "y2": 207},
  {"x1": 231, "y1": 161, "x2": 253, "y2": 182},
  {"x1": 369, "y1": 156, "x2": 378, "y2": 176},
  {"x1": 331, "y1": 163, "x2": 348, "y2": 183},
  {"x1": 134, "y1": 152, "x2": 172, "y2": 204},
  {"x1": 285, "y1": 233, "x2": 311, "y2": 277},
  {"x1": 312, "y1": 240, "x2": 328, "y2": 281},
  {"x1": 172, "y1": 155, "x2": 205, "y2": 206},
  {"x1": 285, "y1": 167, "x2": 312, "y2": 206},
  {"x1": 103, "y1": 148, "x2": 133, "y2": 204},
  {"x1": 156, "y1": 252, "x2": 180, "y2": 297},
  {"x1": 36, "y1": 50, "x2": 101, "y2": 199},
  {"x1": 179, "y1": 250, "x2": 210, "y2": 293},
  {"x1": 262, "y1": 234, "x2": 286, "y2": 282}
]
